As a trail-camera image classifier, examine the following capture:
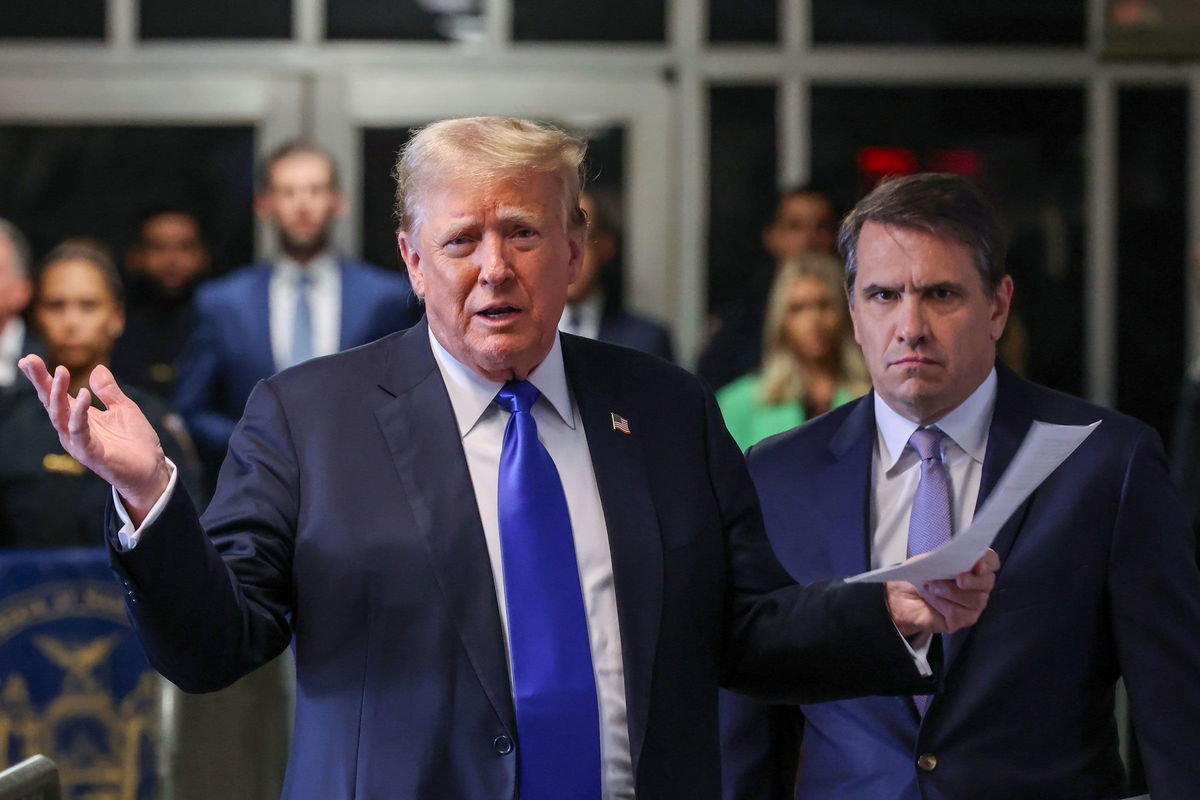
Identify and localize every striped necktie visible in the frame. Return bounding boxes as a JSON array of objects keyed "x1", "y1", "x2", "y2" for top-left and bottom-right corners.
[{"x1": 907, "y1": 426, "x2": 952, "y2": 716}]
